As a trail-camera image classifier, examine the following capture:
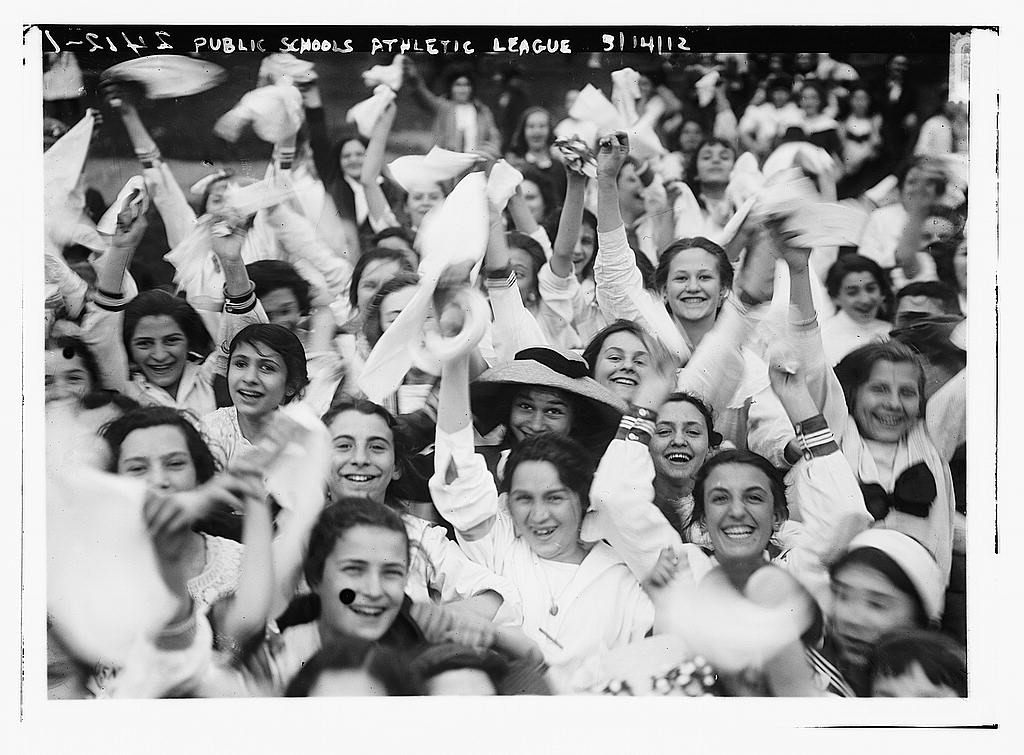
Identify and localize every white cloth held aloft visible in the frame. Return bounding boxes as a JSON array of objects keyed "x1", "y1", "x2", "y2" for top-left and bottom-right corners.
[
  {"x1": 214, "y1": 82, "x2": 304, "y2": 144},
  {"x1": 362, "y1": 54, "x2": 406, "y2": 91},
  {"x1": 485, "y1": 159, "x2": 524, "y2": 209},
  {"x1": 387, "y1": 146, "x2": 481, "y2": 193},
  {"x1": 346, "y1": 85, "x2": 397, "y2": 138},
  {"x1": 103, "y1": 54, "x2": 226, "y2": 99},
  {"x1": 257, "y1": 53, "x2": 315, "y2": 87},
  {"x1": 261, "y1": 403, "x2": 332, "y2": 524},
  {"x1": 96, "y1": 175, "x2": 148, "y2": 235}
]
